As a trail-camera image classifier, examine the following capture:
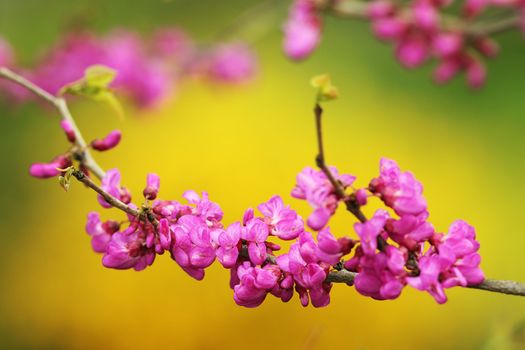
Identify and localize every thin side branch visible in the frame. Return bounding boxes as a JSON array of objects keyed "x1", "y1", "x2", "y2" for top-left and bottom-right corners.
[
  {"x1": 0, "y1": 67, "x2": 106, "y2": 180},
  {"x1": 314, "y1": 103, "x2": 367, "y2": 223},
  {"x1": 71, "y1": 169, "x2": 159, "y2": 228},
  {"x1": 72, "y1": 169, "x2": 139, "y2": 217}
]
